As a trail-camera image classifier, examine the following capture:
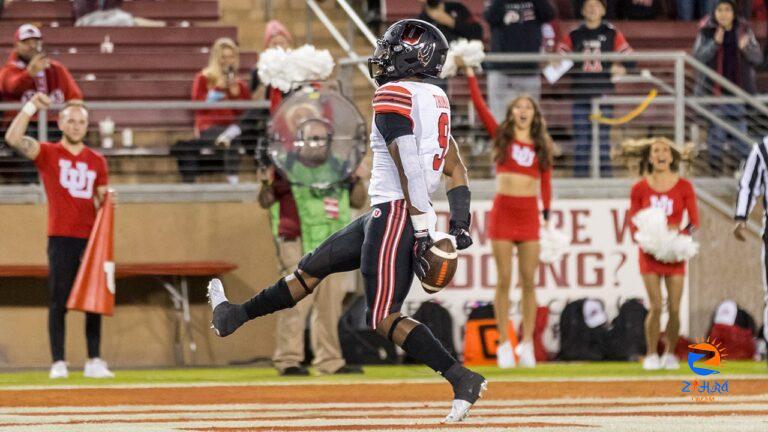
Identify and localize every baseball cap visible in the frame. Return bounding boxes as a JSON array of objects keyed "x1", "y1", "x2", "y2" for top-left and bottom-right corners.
[{"x1": 14, "y1": 24, "x2": 42, "y2": 42}]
